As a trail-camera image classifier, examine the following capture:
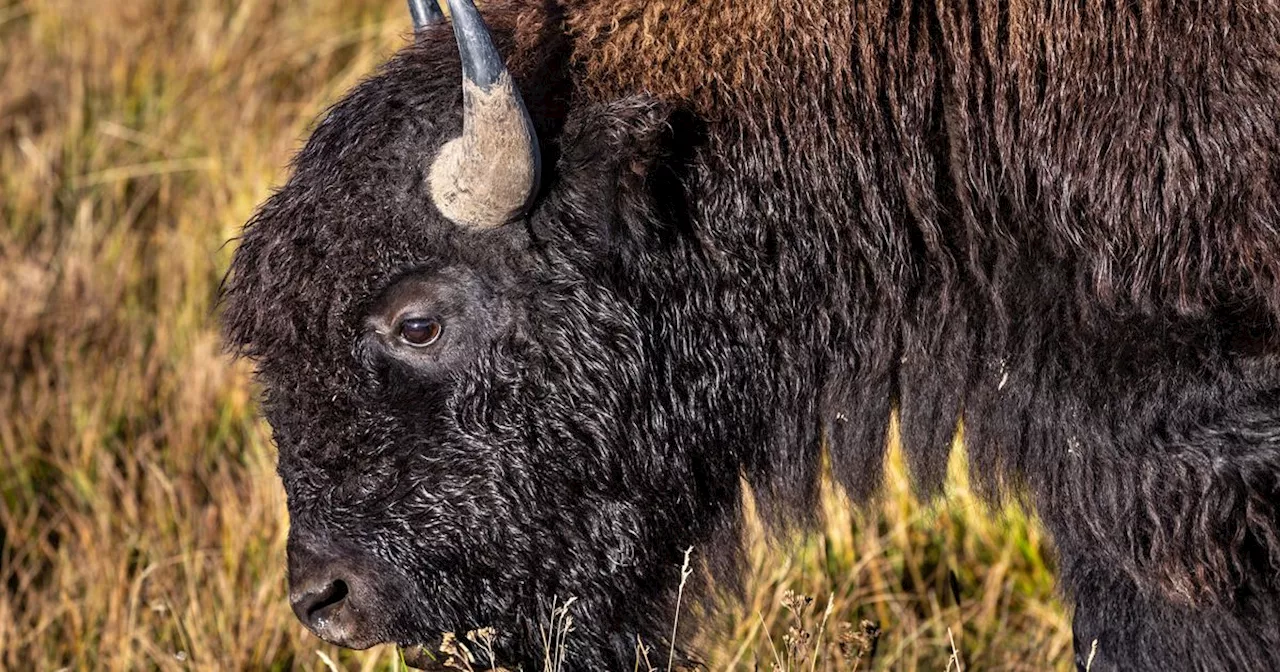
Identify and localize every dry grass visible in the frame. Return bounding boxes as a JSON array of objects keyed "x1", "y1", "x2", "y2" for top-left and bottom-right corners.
[
  {"x1": 697, "y1": 436, "x2": 1072, "y2": 671},
  {"x1": 0, "y1": 1, "x2": 1071, "y2": 669}
]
